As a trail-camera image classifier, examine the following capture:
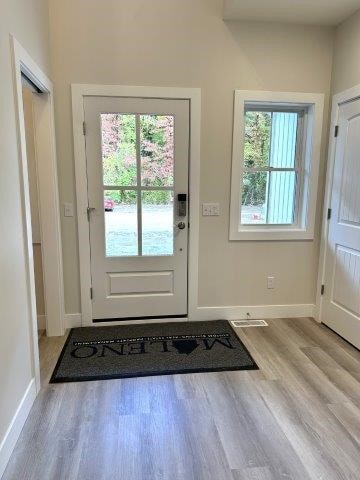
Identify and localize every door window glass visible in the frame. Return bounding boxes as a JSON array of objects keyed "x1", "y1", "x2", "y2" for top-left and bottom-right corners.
[{"x1": 100, "y1": 113, "x2": 175, "y2": 256}]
